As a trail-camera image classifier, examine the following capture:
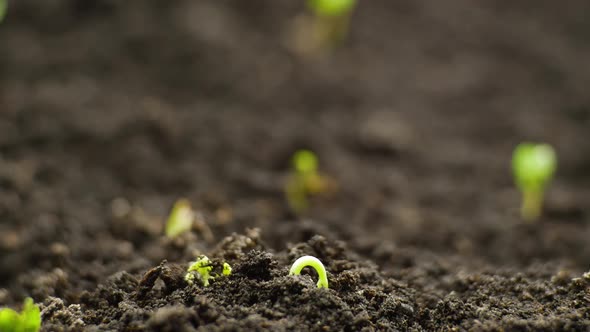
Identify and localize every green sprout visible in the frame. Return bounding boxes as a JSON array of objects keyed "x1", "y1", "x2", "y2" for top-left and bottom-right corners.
[
  {"x1": 222, "y1": 262, "x2": 232, "y2": 276},
  {"x1": 289, "y1": 255, "x2": 329, "y2": 288},
  {"x1": 0, "y1": 298, "x2": 41, "y2": 332},
  {"x1": 293, "y1": 0, "x2": 357, "y2": 55},
  {"x1": 307, "y1": 0, "x2": 356, "y2": 17},
  {"x1": 165, "y1": 199, "x2": 194, "y2": 238},
  {"x1": 308, "y1": 0, "x2": 357, "y2": 48},
  {"x1": 185, "y1": 256, "x2": 232, "y2": 287},
  {"x1": 284, "y1": 150, "x2": 333, "y2": 213},
  {"x1": 512, "y1": 142, "x2": 557, "y2": 221},
  {"x1": 185, "y1": 256, "x2": 213, "y2": 286},
  {"x1": 0, "y1": 0, "x2": 6, "y2": 23}
]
